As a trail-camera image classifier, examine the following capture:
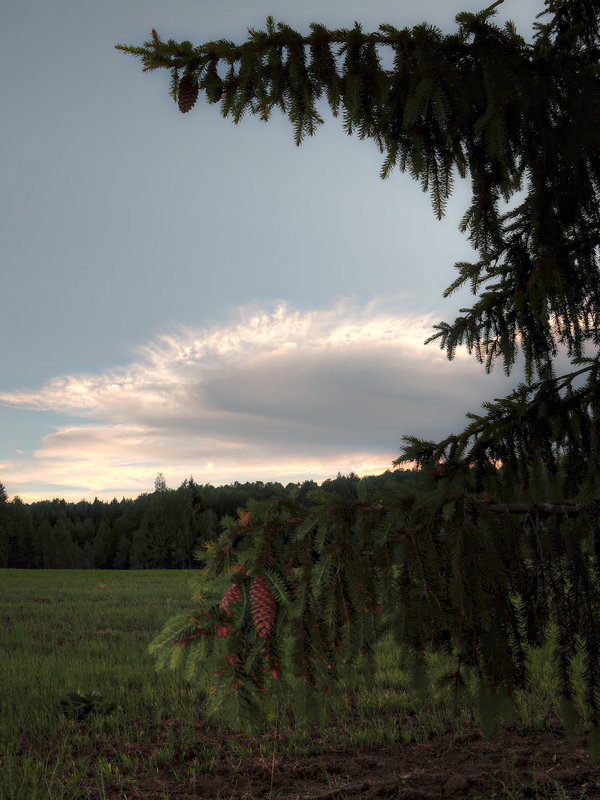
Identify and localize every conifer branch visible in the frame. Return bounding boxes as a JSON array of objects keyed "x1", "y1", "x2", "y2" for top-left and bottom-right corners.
[
  {"x1": 397, "y1": 356, "x2": 600, "y2": 496},
  {"x1": 118, "y1": 13, "x2": 600, "y2": 381},
  {"x1": 127, "y1": 2, "x2": 600, "y2": 751},
  {"x1": 485, "y1": 501, "x2": 582, "y2": 516}
]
